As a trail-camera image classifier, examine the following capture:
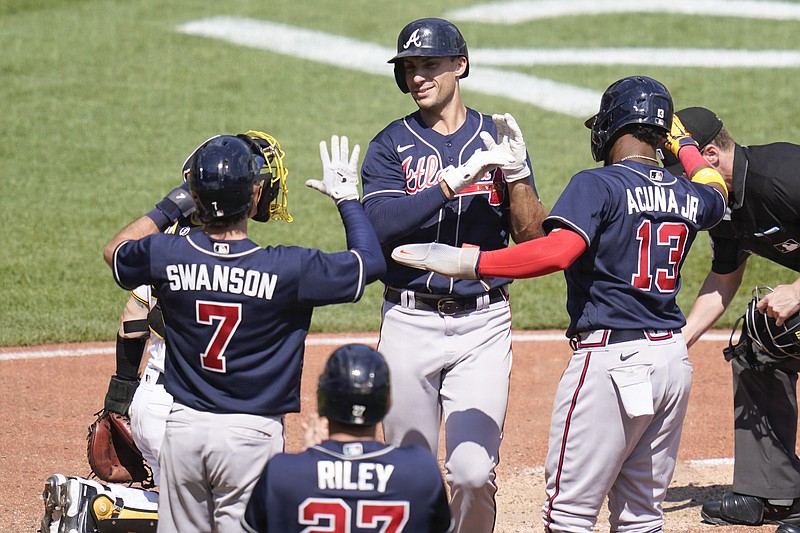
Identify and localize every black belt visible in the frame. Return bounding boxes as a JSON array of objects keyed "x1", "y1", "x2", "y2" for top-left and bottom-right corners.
[
  {"x1": 156, "y1": 373, "x2": 165, "y2": 385},
  {"x1": 384, "y1": 287, "x2": 506, "y2": 315},
  {"x1": 571, "y1": 329, "x2": 679, "y2": 350}
]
